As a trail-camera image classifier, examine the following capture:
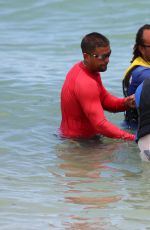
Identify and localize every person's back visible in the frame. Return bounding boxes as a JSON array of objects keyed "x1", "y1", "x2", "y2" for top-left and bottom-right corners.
[
  {"x1": 135, "y1": 76, "x2": 150, "y2": 161},
  {"x1": 60, "y1": 62, "x2": 99, "y2": 138}
]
